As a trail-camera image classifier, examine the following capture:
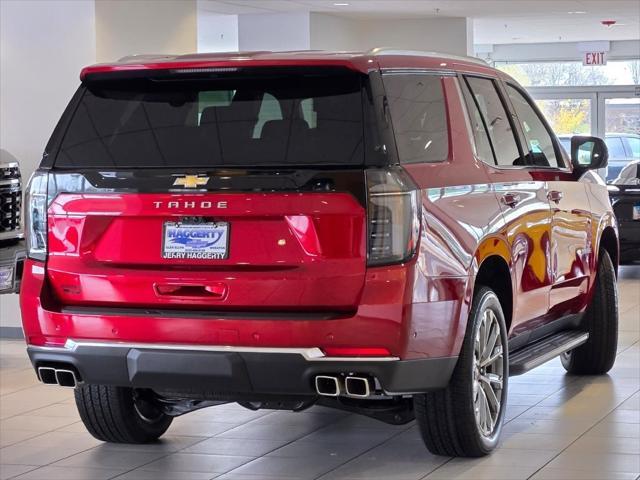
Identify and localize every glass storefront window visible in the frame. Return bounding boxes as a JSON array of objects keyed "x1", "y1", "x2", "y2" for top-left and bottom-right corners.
[
  {"x1": 536, "y1": 98, "x2": 592, "y2": 136},
  {"x1": 496, "y1": 60, "x2": 639, "y2": 87},
  {"x1": 606, "y1": 98, "x2": 640, "y2": 136},
  {"x1": 604, "y1": 97, "x2": 640, "y2": 182}
]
